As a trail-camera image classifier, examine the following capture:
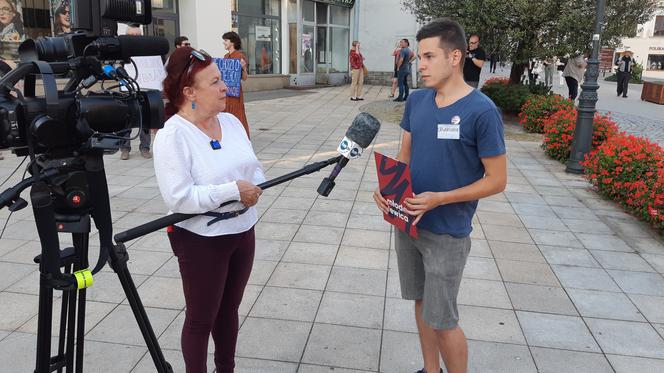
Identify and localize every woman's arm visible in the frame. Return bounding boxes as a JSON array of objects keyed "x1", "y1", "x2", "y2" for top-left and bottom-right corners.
[
  {"x1": 241, "y1": 53, "x2": 248, "y2": 81},
  {"x1": 153, "y1": 129, "x2": 241, "y2": 213}
]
